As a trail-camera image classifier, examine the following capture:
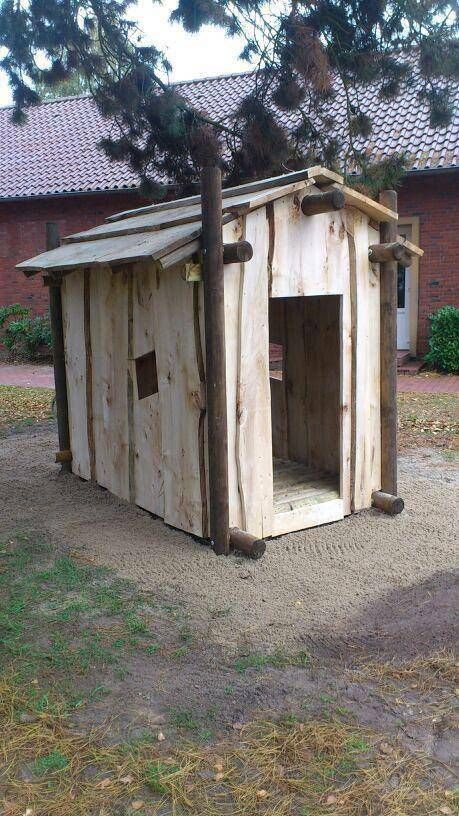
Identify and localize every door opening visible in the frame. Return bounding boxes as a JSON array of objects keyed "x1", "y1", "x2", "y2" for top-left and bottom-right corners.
[{"x1": 269, "y1": 296, "x2": 341, "y2": 518}]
